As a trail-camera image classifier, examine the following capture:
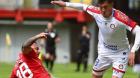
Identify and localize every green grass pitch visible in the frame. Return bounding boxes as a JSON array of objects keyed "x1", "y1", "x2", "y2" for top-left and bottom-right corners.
[{"x1": 0, "y1": 62, "x2": 138, "y2": 78}]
